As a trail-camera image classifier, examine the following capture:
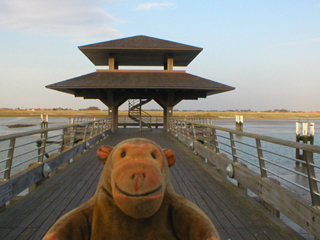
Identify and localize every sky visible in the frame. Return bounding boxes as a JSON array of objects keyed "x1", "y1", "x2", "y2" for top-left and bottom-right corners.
[{"x1": 0, "y1": 0, "x2": 319, "y2": 111}]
